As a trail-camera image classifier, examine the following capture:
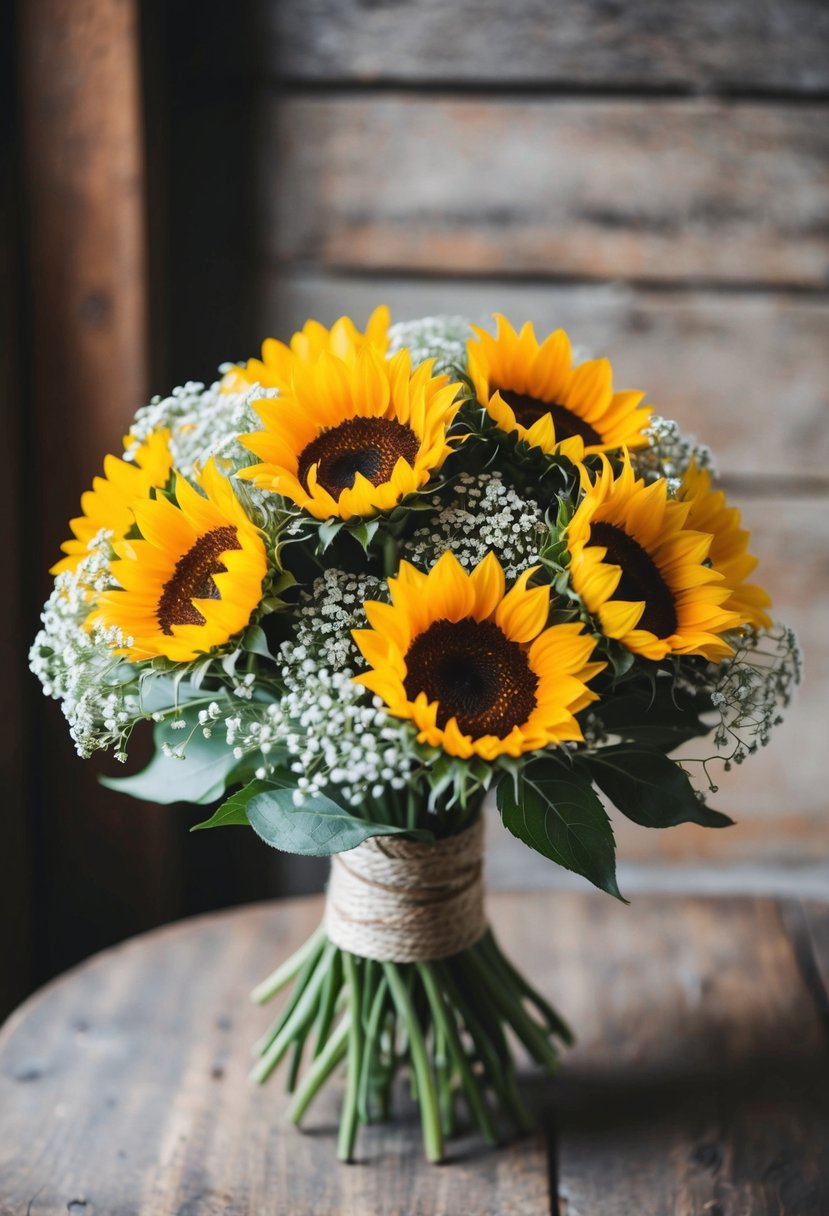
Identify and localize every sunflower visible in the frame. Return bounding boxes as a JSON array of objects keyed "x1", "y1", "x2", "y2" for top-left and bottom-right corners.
[
  {"x1": 467, "y1": 314, "x2": 651, "y2": 462},
  {"x1": 236, "y1": 347, "x2": 462, "y2": 522},
  {"x1": 565, "y1": 454, "x2": 742, "y2": 661},
  {"x1": 88, "y1": 460, "x2": 268, "y2": 663},
  {"x1": 677, "y1": 460, "x2": 772, "y2": 630},
  {"x1": 52, "y1": 429, "x2": 173, "y2": 575},
  {"x1": 220, "y1": 305, "x2": 391, "y2": 395},
  {"x1": 352, "y1": 552, "x2": 604, "y2": 761}
]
